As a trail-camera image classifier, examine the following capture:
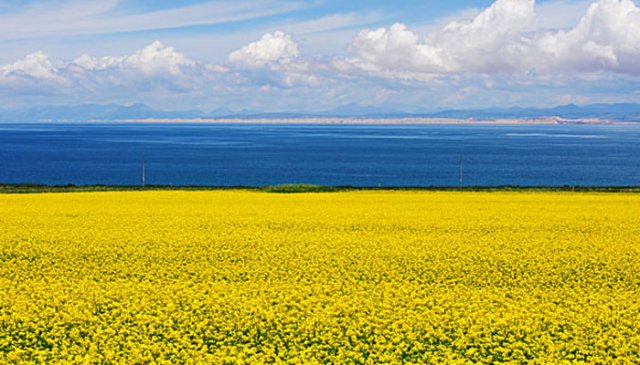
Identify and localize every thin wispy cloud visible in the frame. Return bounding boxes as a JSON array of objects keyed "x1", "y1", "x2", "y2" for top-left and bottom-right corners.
[{"x1": 0, "y1": 0, "x2": 306, "y2": 40}]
